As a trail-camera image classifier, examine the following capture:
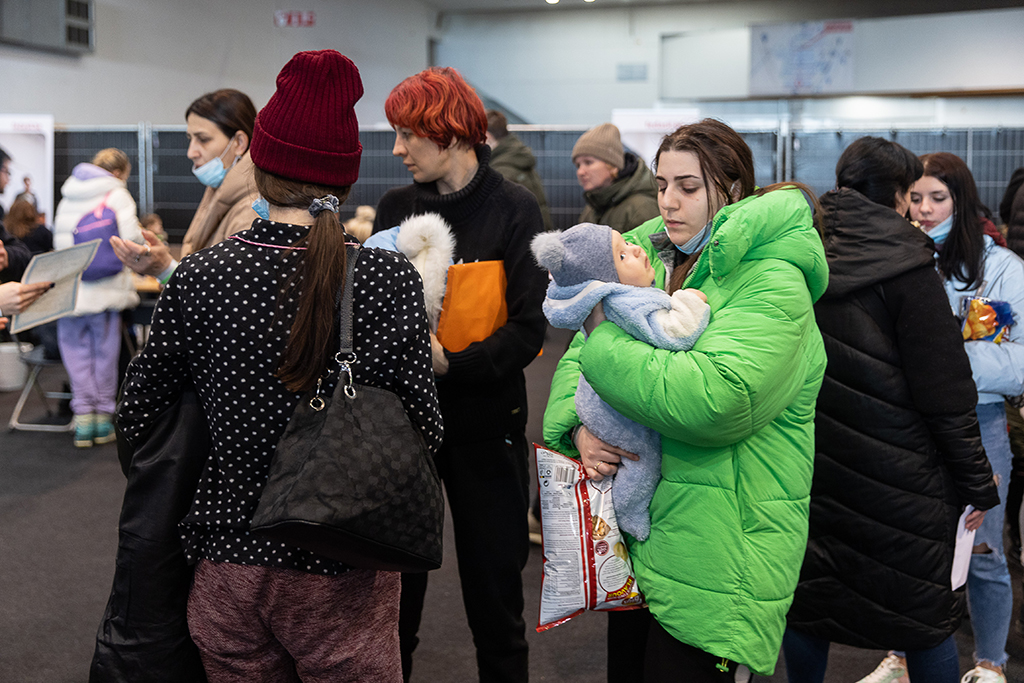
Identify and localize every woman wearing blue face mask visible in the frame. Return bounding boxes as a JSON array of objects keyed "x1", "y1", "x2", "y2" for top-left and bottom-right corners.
[
  {"x1": 544, "y1": 119, "x2": 828, "y2": 681},
  {"x1": 111, "y1": 90, "x2": 258, "y2": 285},
  {"x1": 180, "y1": 89, "x2": 259, "y2": 257},
  {"x1": 906, "y1": 153, "x2": 1024, "y2": 683}
]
